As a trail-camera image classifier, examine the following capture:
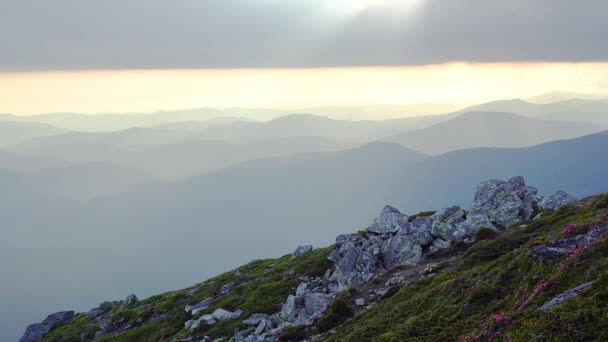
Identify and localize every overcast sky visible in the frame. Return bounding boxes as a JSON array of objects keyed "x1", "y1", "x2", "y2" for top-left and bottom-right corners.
[{"x1": 2, "y1": 0, "x2": 607, "y2": 71}]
